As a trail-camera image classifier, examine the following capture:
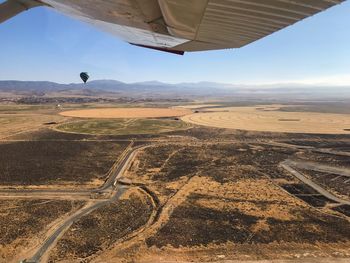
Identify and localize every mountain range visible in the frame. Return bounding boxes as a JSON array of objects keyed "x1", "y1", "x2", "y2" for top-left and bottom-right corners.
[{"x1": 0, "y1": 80, "x2": 350, "y2": 100}]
